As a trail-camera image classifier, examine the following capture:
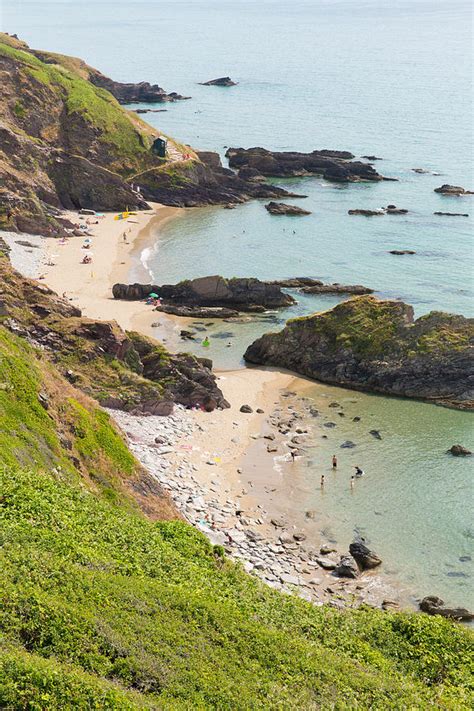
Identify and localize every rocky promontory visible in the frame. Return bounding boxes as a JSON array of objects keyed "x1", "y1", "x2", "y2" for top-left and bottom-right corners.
[
  {"x1": 226, "y1": 147, "x2": 386, "y2": 182},
  {"x1": 244, "y1": 296, "x2": 474, "y2": 409},
  {"x1": 113, "y1": 275, "x2": 296, "y2": 312}
]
